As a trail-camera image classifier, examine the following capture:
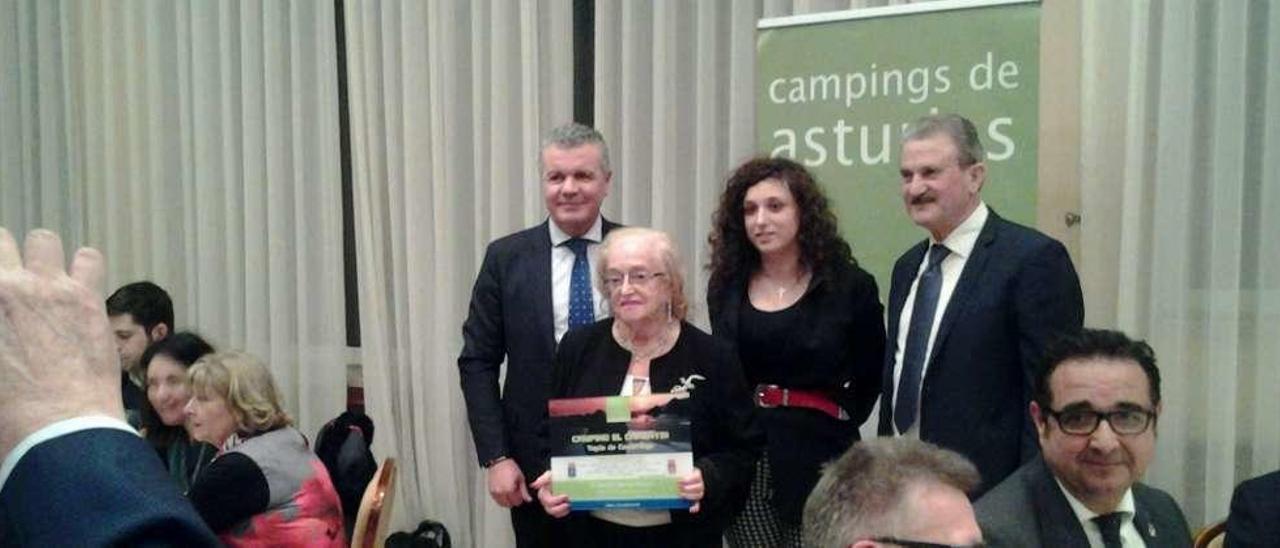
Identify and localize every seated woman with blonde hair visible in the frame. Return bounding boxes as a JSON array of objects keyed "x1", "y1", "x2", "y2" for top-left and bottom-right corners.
[{"x1": 184, "y1": 351, "x2": 345, "y2": 546}]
